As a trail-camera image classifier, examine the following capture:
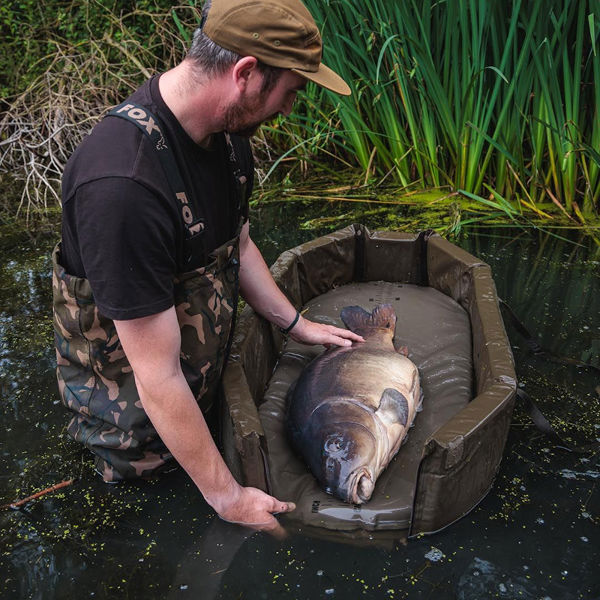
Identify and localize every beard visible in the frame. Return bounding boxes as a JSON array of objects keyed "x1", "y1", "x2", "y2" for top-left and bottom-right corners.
[{"x1": 223, "y1": 92, "x2": 274, "y2": 138}]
